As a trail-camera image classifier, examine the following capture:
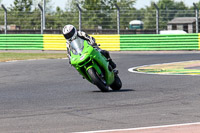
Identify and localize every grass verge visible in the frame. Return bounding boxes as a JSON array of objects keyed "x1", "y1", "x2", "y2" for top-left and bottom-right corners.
[{"x1": 0, "y1": 53, "x2": 67, "y2": 62}]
